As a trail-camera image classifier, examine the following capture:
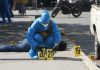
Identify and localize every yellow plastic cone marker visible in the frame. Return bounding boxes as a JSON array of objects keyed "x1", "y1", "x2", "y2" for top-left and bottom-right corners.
[
  {"x1": 88, "y1": 53, "x2": 95, "y2": 60},
  {"x1": 74, "y1": 45, "x2": 81, "y2": 56},
  {"x1": 10, "y1": 41, "x2": 16, "y2": 45},
  {"x1": 38, "y1": 48, "x2": 46, "y2": 60},
  {"x1": 46, "y1": 49, "x2": 53, "y2": 60}
]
